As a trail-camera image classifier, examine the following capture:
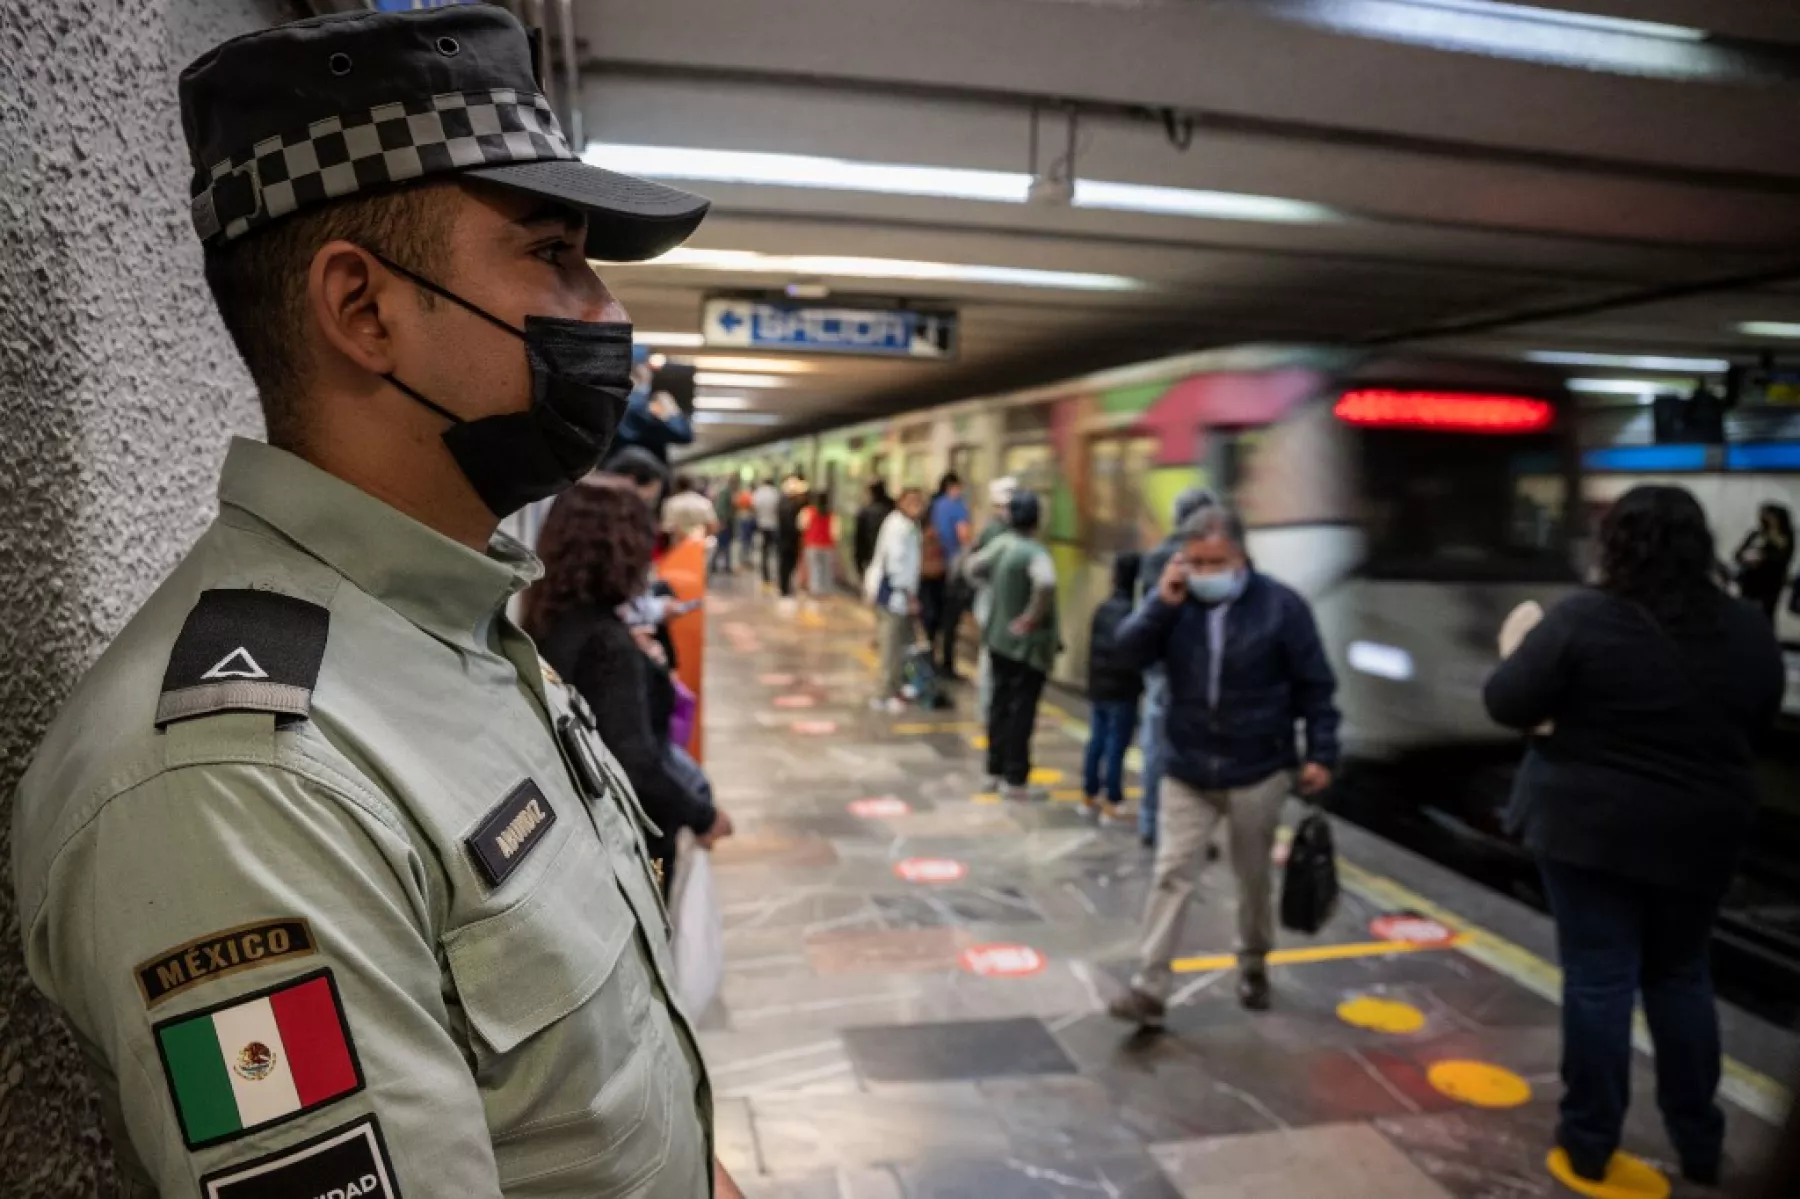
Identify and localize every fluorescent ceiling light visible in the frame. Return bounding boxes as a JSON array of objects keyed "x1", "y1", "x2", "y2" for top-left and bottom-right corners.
[
  {"x1": 1347, "y1": 641, "x2": 1414, "y2": 682},
  {"x1": 695, "y1": 394, "x2": 752, "y2": 410},
  {"x1": 694, "y1": 412, "x2": 783, "y2": 426},
  {"x1": 1073, "y1": 179, "x2": 1335, "y2": 224},
  {"x1": 1737, "y1": 322, "x2": 1800, "y2": 340},
  {"x1": 634, "y1": 331, "x2": 705, "y2": 348},
  {"x1": 693, "y1": 371, "x2": 789, "y2": 389},
  {"x1": 643, "y1": 247, "x2": 1143, "y2": 293},
  {"x1": 1404, "y1": 0, "x2": 1703, "y2": 42},
  {"x1": 680, "y1": 356, "x2": 817, "y2": 374},
  {"x1": 1526, "y1": 350, "x2": 1729, "y2": 373},
  {"x1": 1567, "y1": 377, "x2": 1692, "y2": 396},
  {"x1": 583, "y1": 143, "x2": 1335, "y2": 227}
]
